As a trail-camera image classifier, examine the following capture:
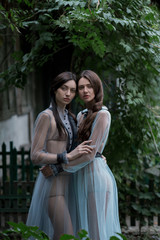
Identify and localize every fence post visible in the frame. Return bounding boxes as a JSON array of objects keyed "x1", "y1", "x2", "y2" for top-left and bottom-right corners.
[
  {"x1": 21, "y1": 147, "x2": 25, "y2": 181},
  {"x1": 10, "y1": 142, "x2": 17, "y2": 181},
  {"x1": 2, "y1": 143, "x2": 7, "y2": 186}
]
